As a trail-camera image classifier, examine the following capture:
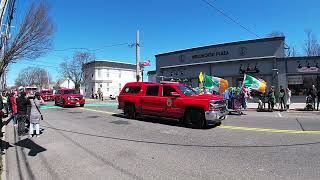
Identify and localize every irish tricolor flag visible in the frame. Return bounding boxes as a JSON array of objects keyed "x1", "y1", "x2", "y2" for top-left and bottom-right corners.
[
  {"x1": 243, "y1": 74, "x2": 267, "y2": 93},
  {"x1": 204, "y1": 75, "x2": 229, "y2": 93}
]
